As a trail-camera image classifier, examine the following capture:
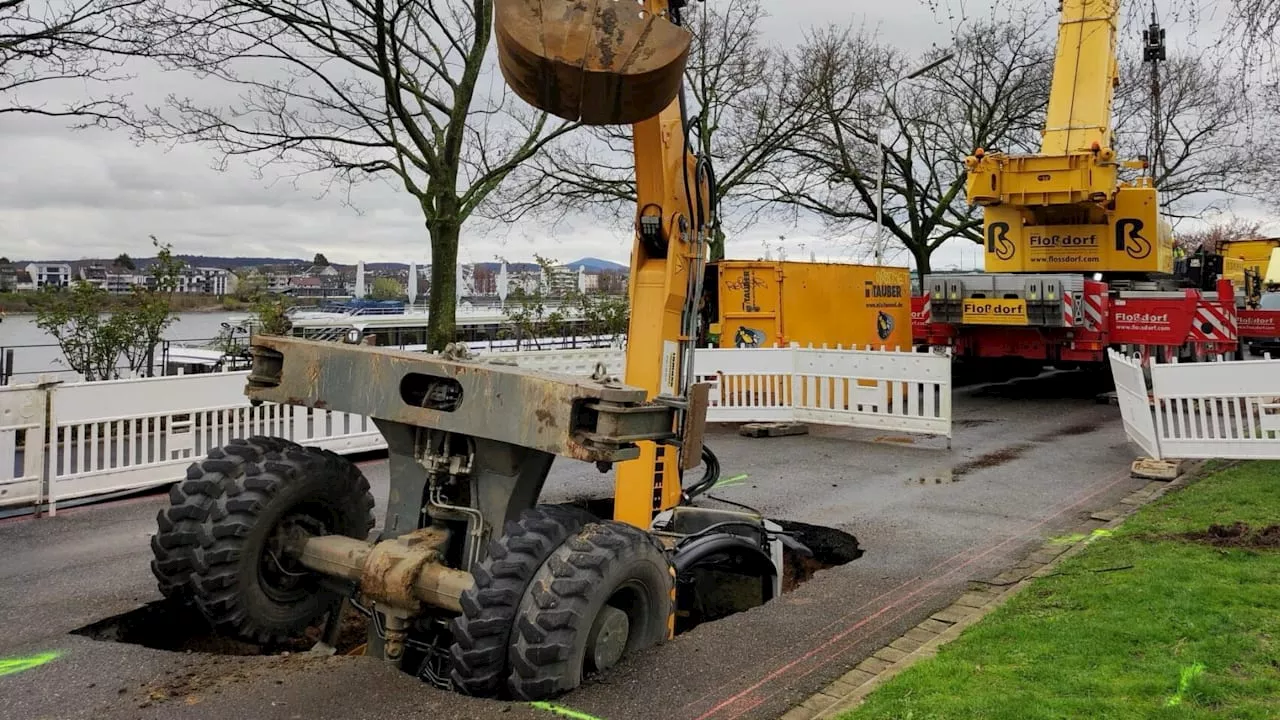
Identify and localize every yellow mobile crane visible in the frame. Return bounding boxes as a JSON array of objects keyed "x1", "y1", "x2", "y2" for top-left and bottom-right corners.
[
  {"x1": 917, "y1": 0, "x2": 1240, "y2": 367},
  {"x1": 149, "y1": 0, "x2": 805, "y2": 702}
]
